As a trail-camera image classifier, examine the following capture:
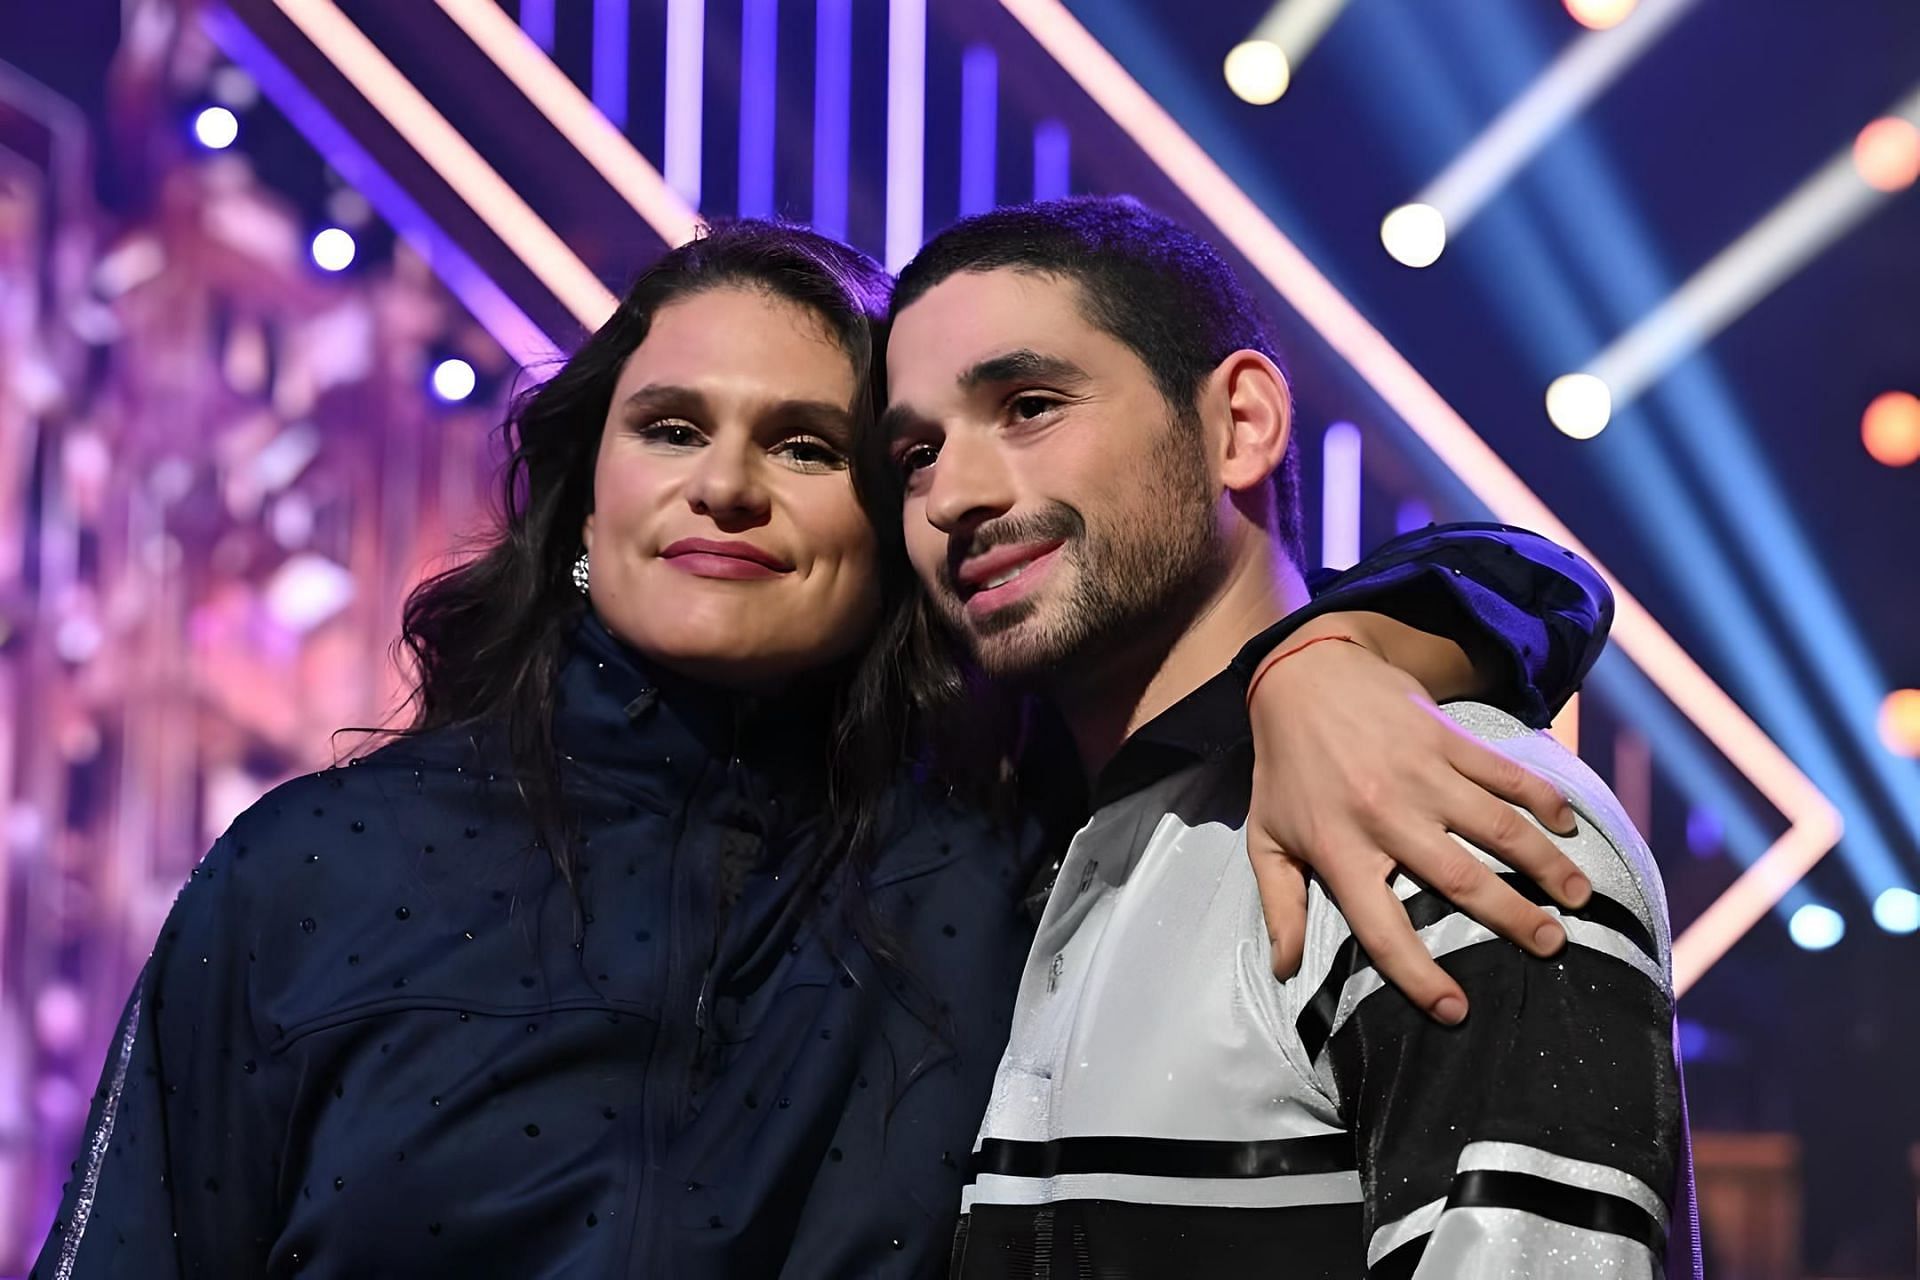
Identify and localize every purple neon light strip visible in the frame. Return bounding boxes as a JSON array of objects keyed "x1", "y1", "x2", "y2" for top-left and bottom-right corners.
[
  {"x1": 201, "y1": 5, "x2": 552, "y2": 367},
  {"x1": 1032, "y1": 119, "x2": 1069, "y2": 201},
  {"x1": 519, "y1": 0, "x2": 555, "y2": 52},
  {"x1": 665, "y1": 0, "x2": 704, "y2": 207},
  {"x1": 812, "y1": 0, "x2": 851, "y2": 239},
  {"x1": 592, "y1": 0, "x2": 629, "y2": 128},
  {"x1": 1321, "y1": 421, "x2": 1362, "y2": 570},
  {"x1": 738, "y1": 0, "x2": 778, "y2": 218},
  {"x1": 959, "y1": 44, "x2": 997, "y2": 216},
  {"x1": 885, "y1": 0, "x2": 925, "y2": 269}
]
